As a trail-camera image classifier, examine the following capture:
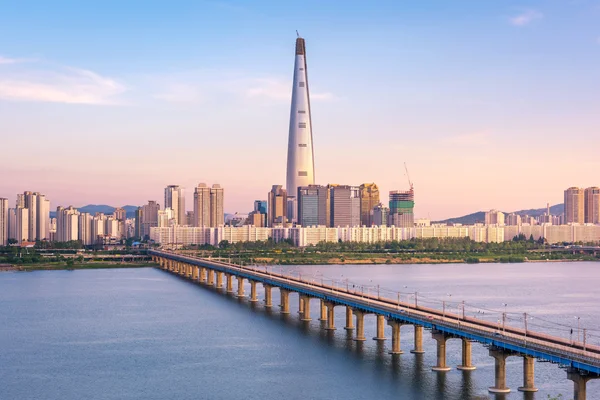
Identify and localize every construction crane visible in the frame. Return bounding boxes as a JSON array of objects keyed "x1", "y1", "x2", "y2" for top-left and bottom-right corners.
[{"x1": 404, "y1": 162, "x2": 414, "y2": 191}]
